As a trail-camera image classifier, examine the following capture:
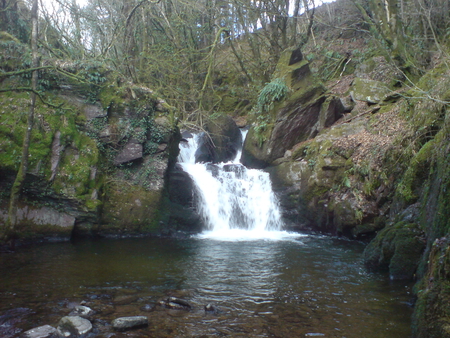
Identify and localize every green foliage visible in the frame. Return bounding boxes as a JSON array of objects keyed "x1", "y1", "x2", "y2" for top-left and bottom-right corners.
[
  {"x1": 253, "y1": 78, "x2": 289, "y2": 116},
  {"x1": 0, "y1": 40, "x2": 31, "y2": 72},
  {"x1": 251, "y1": 78, "x2": 288, "y2": 146}
]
